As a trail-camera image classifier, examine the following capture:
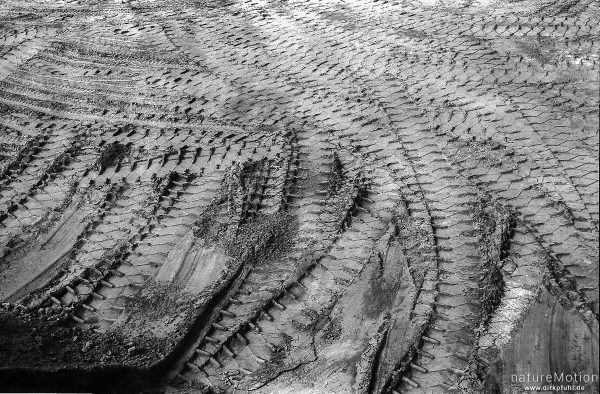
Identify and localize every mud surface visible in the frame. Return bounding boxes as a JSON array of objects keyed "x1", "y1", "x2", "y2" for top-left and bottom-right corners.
[{"x1": 0, "y1": 0, "x2": 598, "y2": 392}]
